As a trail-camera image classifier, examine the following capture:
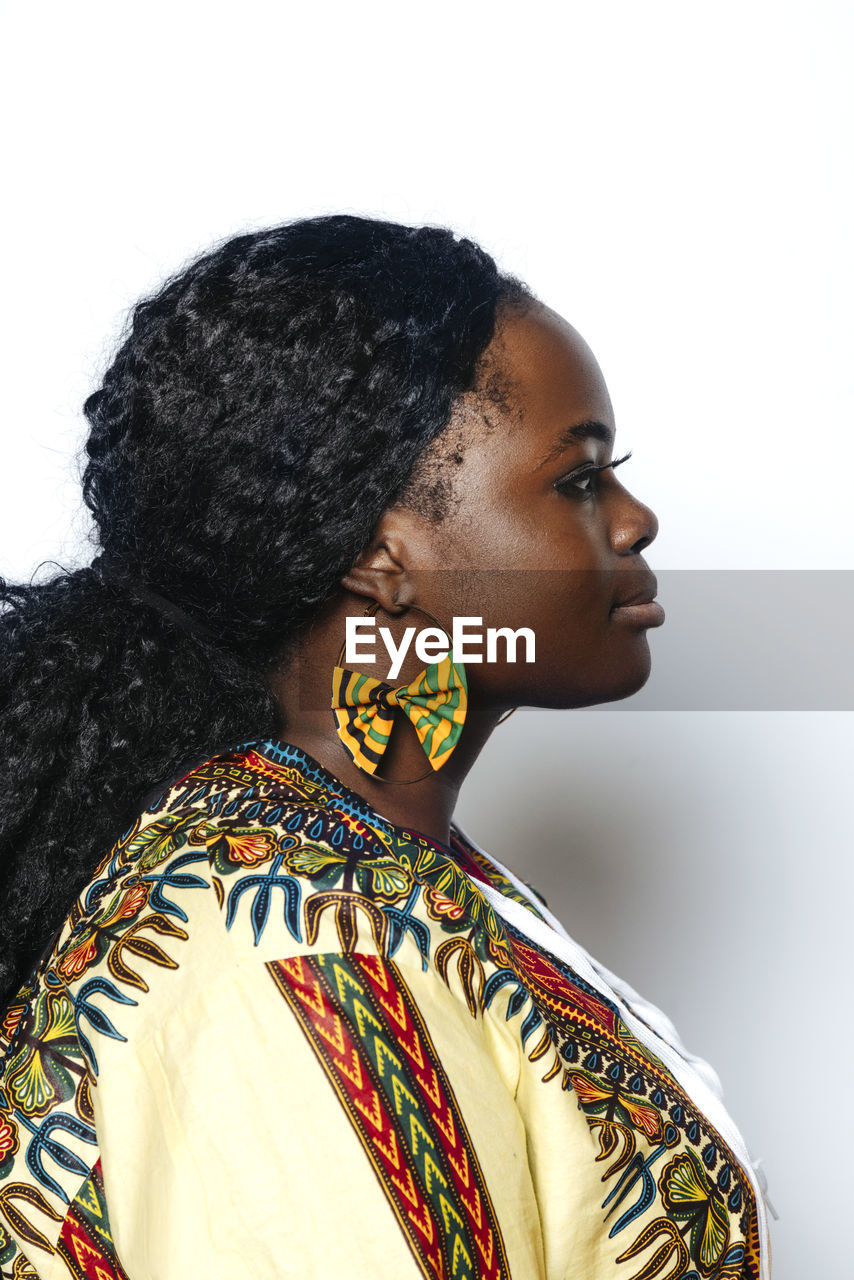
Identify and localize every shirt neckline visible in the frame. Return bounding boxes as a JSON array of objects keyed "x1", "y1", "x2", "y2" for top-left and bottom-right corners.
[{"x1": 240, "y1": 736, "x2": 491, "y2": 884}]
